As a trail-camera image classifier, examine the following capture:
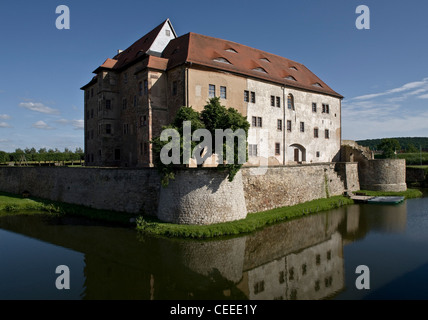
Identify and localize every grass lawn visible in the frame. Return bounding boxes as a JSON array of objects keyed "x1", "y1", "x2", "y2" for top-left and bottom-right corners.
[{"x1": 0, "y1": 191, "x2": 135, "y2": 224}]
